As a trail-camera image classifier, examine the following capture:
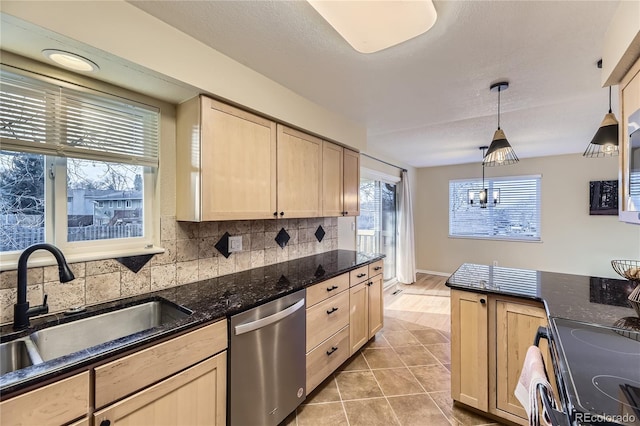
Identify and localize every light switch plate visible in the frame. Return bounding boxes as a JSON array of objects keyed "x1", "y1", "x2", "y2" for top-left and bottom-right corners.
[{"x1": 229, "y1": 235, "x2": 242, "y2": 252}]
